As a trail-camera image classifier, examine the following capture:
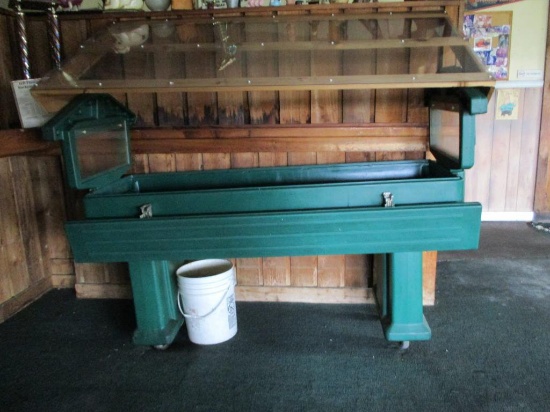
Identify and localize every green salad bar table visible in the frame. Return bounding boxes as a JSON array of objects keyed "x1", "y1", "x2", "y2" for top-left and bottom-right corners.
[{"x1": 37, "y1": 12, "x2": 493, "y2": 348}]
